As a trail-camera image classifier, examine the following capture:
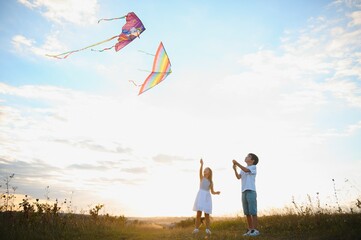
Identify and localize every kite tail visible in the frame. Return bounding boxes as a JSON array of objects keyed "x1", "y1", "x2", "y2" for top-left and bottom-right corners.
[
  {"x1": 97, "y1": 15, "x2": 127, "y2": 24},
  {"x1": 91, "y1": 45, "x2": 115, "y2": 52},
  {"x1": 46, "y1": 50, "x2": 79, "y2": 59},
  {"x1": 46, "y1": 35, "x2": 119, "y2": 59}
]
